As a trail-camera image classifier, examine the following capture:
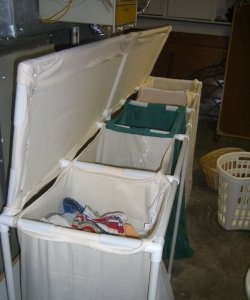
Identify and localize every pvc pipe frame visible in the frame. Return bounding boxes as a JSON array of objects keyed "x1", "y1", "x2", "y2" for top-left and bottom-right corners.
[
  {"x1": 165, "y1": 106, "x2": 194, "y2": 278},
  {"x1": 147, "y1": 129, "x2": 190, "y2": 300},
  {"x1": 168, "y1": 133, "x2": 189, "y2": 277},
  {"x1": 0, "y1": 141, "x2": 189, "y2": 300},
  {"x1": 0, "y1": 143, "x2": 185, "y2": 300},
  {"x1": 0, "y1": 224, "x2": 16, "y2": 300},
  {"x1": 0, "y1": 121, "x2": 191, "y2": 300}
]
